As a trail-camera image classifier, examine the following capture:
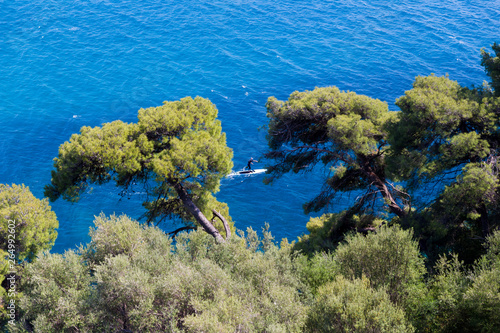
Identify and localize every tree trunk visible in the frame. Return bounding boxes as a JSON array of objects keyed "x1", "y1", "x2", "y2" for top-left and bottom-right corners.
[
  {"x1": 172, "y1": 182, "x2": 225, "y2": 243},
  {"x1": 363, "y1": 166, "x2": 406, "y2": 218},
  {"x1": 479, "y1": 202, "x2": 490, "y2": 238}
]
